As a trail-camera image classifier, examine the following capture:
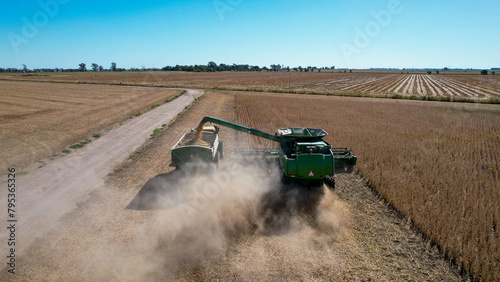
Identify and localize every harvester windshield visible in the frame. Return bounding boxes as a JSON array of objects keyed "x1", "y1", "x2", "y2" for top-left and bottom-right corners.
[{"x1": 277, "y1": 128, "x2": 328, "y2": 139}]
